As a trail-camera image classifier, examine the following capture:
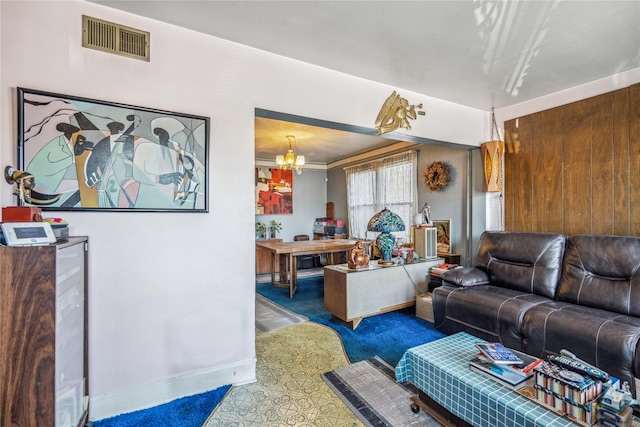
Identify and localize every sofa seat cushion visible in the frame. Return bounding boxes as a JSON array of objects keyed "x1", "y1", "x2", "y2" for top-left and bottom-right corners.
[
  {"x1": 433, "y1": 285, "x2": 551, "y2": 350},
  {"x1": 522, "y1": 301, "x2": 640, "y2": 391}
]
